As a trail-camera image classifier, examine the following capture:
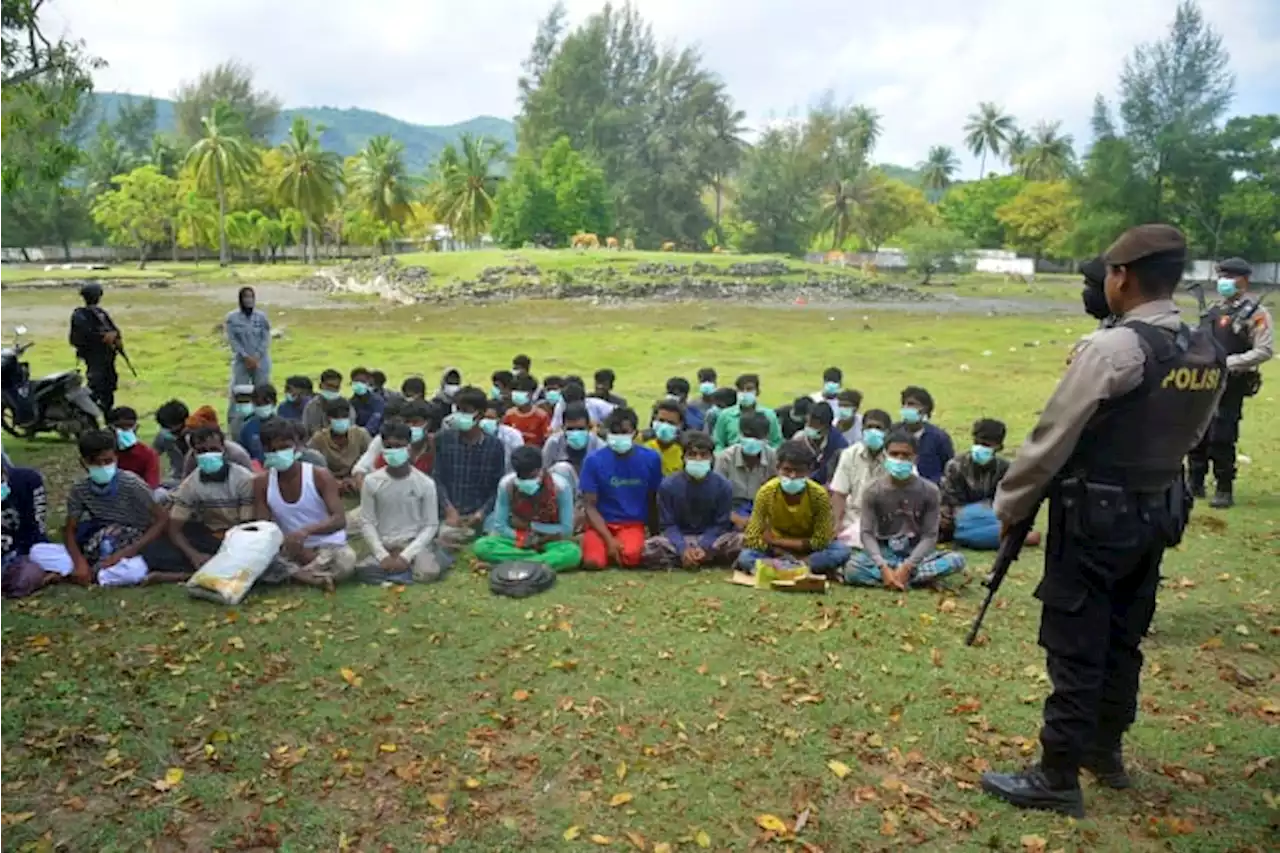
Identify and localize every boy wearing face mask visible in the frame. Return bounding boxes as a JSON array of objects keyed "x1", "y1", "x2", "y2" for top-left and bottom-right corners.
[
  {"x1": 643, "y1": 399, "x2": 686, "y2": 475},
  {"x1": 481, "y1": 400, "x2": 526, "y2": 472},
  {"x1": 238, "y1": 383, "x2": 278, "y2": 463},
  {"x1": 108, "y1": 406, "x2": 161, "y2": 489},
  {"x1": 503, "y1": 374, "x2": 551, "y2": 447},
  {"x1": 812, "y1": 366, "x2": 843, "y2": 407},
  {"x1": 796, "y1": 401, "x2": 848, "y2": 485},
  {"x1": 703, "y1": 387, "x2": 738, "y2": 438},
  {"x1": 153, "y1": 399, "x2": 191, "y2": 486},
  {"x1": 896, "y1": 385, "x2": 954, "y2": 484},
  {"x1": 356, "y1": 422, "x2": 442, "y2": 583},
  {"x1": 844, "y1": 429, "x2": 966, "y2": 590},
  {"x1": 714, "y1": 411, "x2": 778, "y2": 529},
  {"x1": 434, "y1": 367, "x2": 463, "y2": 410},
  {"x1": 737, "y1": 442, "x2": 851, "y2": 576},
  {"x1": 166, "y1": 426, "x2": 256, "y2": 571},
  {"x1": 227, "y1": 384, "x2": 256, "y2": 439},
  {"x1": 277, "y1": 376, "x2": 313, "y2": 423},
  {"x1": 642, "y1": 432, "x2": 739, "y2": 569},
  {"x1": 835, "y1": 389, "x2": 864, "y2": 444},
  {"x1": 308, "y1": 398, "x2": 372, "y2": 495},
  {"x1": 686, "y1": 367, "x2": 718, "y2": 430},
  {"x1": 540, "y1": 375, "x2": 564, "y2": 413},
  {"x1": 665, "y1": 376, "x2": 701, "y2": 429},
  {"x1": 303, "y1": 369, "x2": 344, "y2": 435},
  {"x1": 542, "y1": 402, "x2": 604, "y2": 493},
  {"x1": 473, "y1": 446, "x2": 582, "y2": 572},
  {"x1": 580, "y1": 407, "x2": 663, "y2": 569},
  {"x1": 348, "y1": 366, "x2": 385, "y2": 434},
  {"x1": 713, "y1": 374, "x2": 783, "y2": 451},
  {"x1": 939, "y1": 418, "x2": 1013, "y2": 549},
  {"x1": 830, "y1": 408, "x2": 893, "y2": 546},
  {"x1": 432, "y1": 387, "x2": 507, "y2": 540}
]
